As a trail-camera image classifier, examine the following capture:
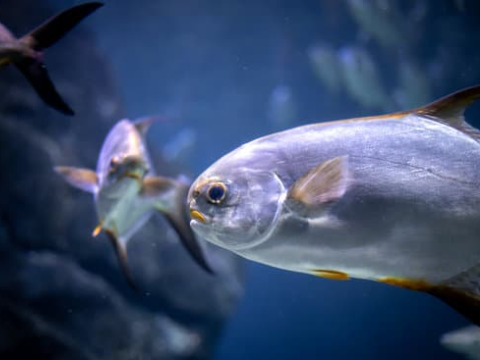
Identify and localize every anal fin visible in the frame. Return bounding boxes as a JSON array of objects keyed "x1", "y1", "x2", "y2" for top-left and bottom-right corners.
[
  {"x1": 429, "y1": 286, "x2": 480, "y2": 326},
  {"x1": 379, "y1": 273, "x2": 480, "y2": 326},
  {"x1": 311, "y1": 269, "x2": 349, "y2": 280},
  {"x1": 104, "y1": 229, "x2": 138, "y2": 291},
  {"x1": 429, "y1": 264, "x2": 480, "y2": 326}
]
